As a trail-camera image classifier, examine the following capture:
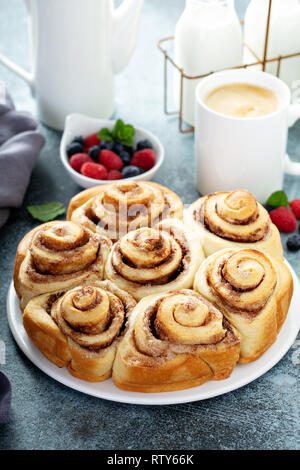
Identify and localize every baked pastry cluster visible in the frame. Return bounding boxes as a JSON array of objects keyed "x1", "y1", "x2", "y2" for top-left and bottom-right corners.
[{"x1": 13, "y1": 183, "x2": 293, "y2": 391}]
